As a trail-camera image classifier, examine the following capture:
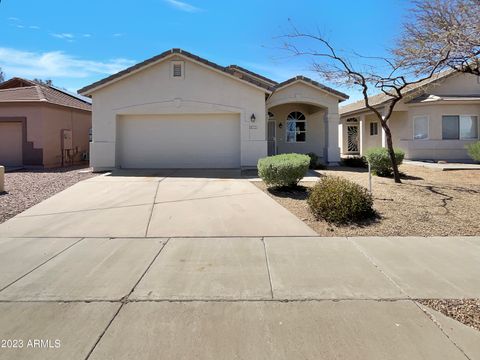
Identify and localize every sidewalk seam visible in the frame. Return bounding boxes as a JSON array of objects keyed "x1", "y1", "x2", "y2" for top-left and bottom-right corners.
[
  {"x1": 348, "y1": 237, "x2": 472, "y2": 360},
  {"x1": 0, "y1": 237, "x2": 85, "y2": 293},
  {"x1": 84, "y1": 238, "x2": 170, "y2": 360}
]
